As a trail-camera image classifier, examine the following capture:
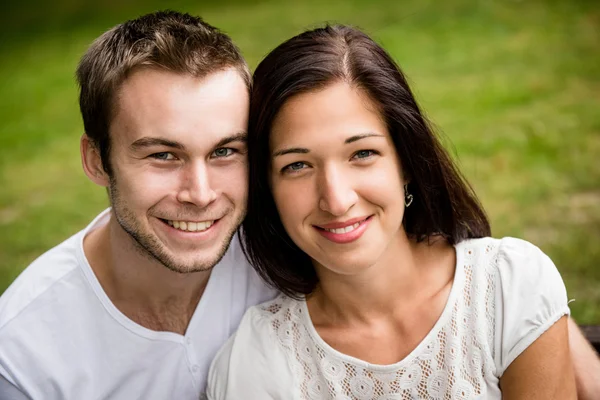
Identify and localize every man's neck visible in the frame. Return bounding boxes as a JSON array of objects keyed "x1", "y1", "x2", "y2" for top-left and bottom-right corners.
[{"x1": 83, "y1": 215, "x2": 212, "y2": 334}]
